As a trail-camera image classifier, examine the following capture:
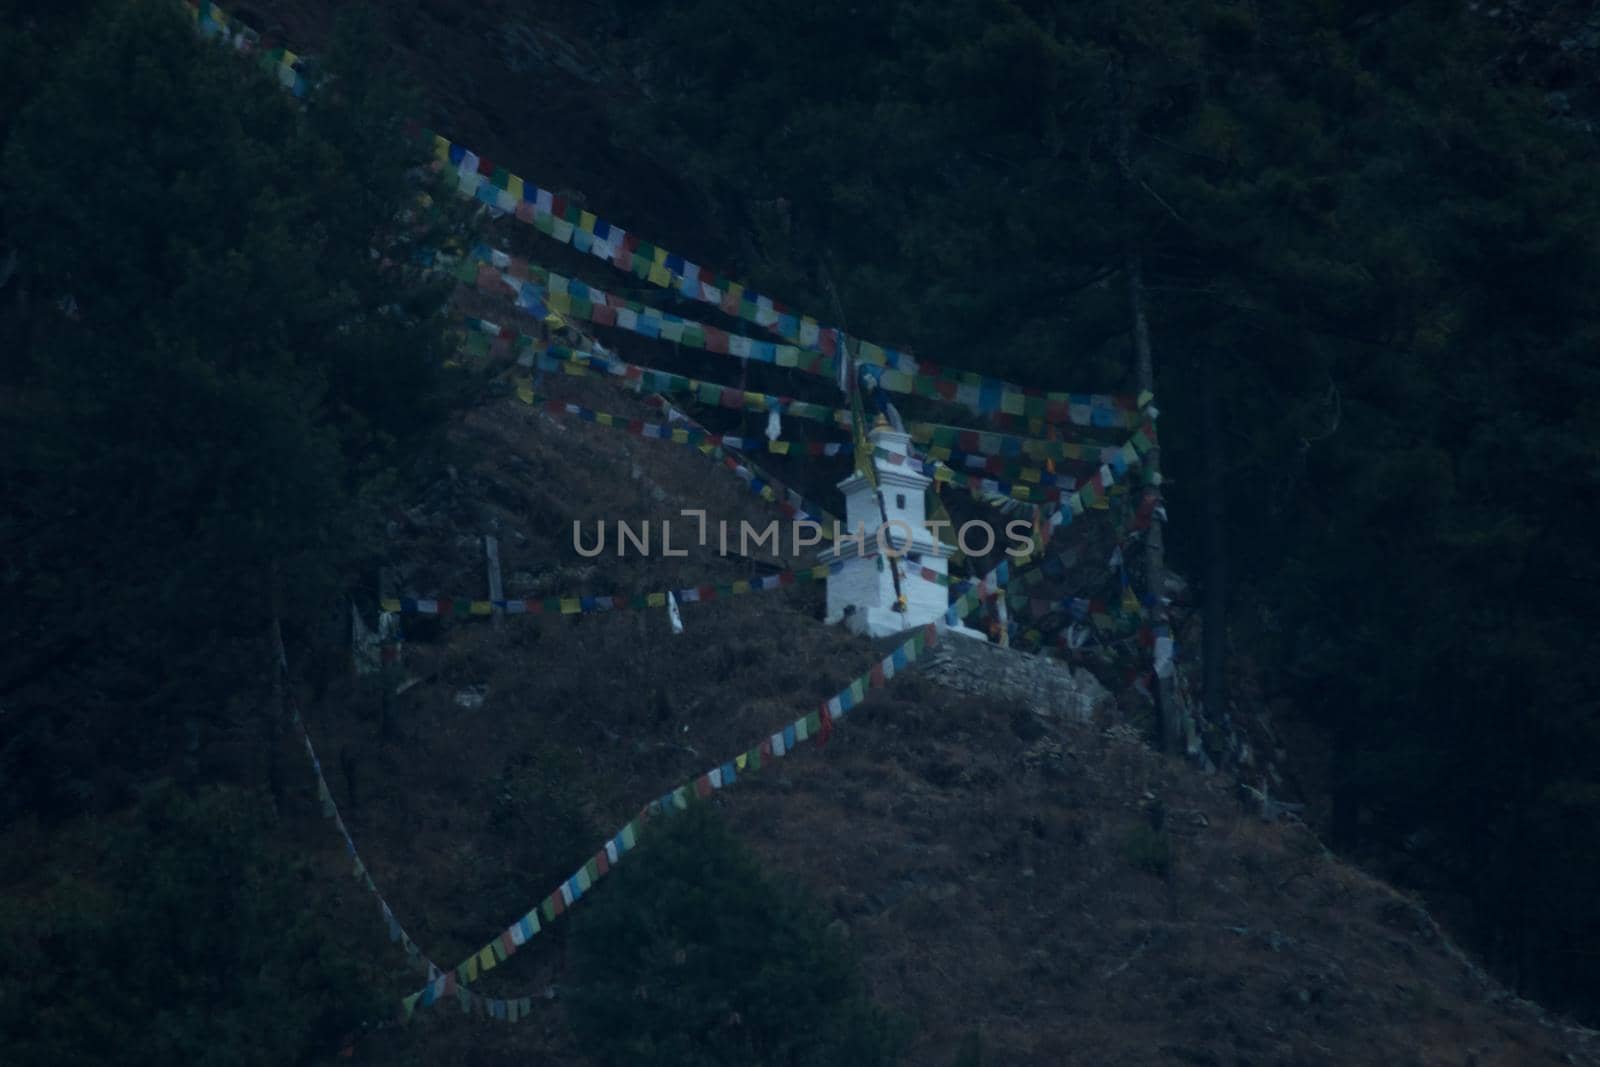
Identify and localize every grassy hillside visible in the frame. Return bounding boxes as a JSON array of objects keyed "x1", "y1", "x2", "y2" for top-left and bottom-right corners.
[
  {"x1": 240, "y1": 377, "x2": 1597, "y2": 1064},
  {"x1": 4, "y1": 3, "x2": 1599, "y2": 1064}
]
